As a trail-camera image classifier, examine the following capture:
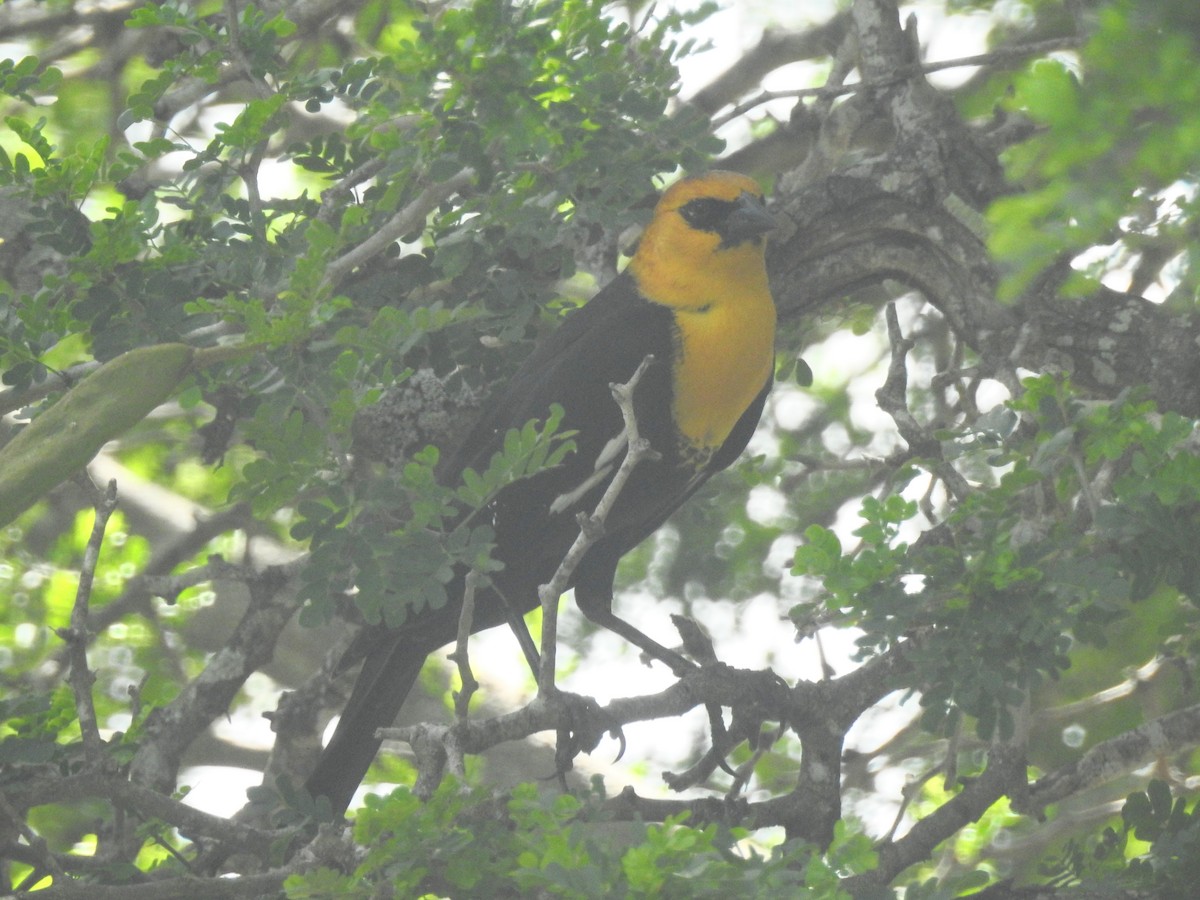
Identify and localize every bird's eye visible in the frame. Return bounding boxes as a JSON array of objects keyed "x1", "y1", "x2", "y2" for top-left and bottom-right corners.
[{"x1": 679, "y1": 197, "x2": 734, "y2": 231}]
